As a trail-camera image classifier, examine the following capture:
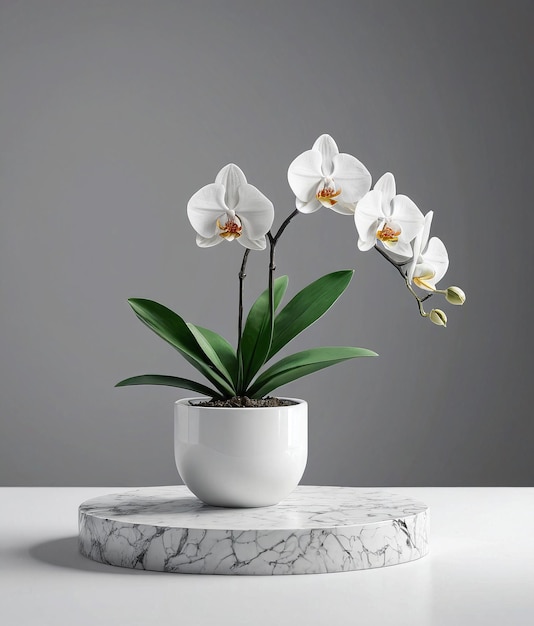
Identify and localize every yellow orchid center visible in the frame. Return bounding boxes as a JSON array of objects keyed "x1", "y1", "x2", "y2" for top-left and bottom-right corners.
[
  {"x1": 316, "y1": 178, "x2": 342, "y2": 207},
  {"x1": 377, "y1": 223, "x2": 401, "y2": 243},
  {"x1": 217, "y1": 214, "x2": 242, "y2": 240},
  {"x1": 413, "y1": 271, "x2": 436, "y2": 291}
]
